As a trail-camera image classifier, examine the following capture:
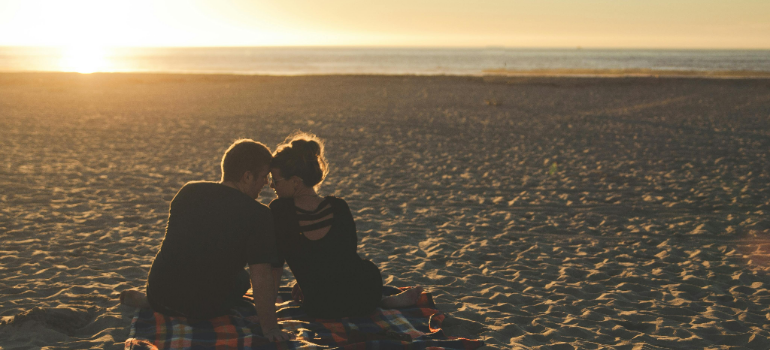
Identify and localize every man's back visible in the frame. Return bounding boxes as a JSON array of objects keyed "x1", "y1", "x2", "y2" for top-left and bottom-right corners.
[{"x1": 146, "y1": 181, "x2": 277, "y2": 319}]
